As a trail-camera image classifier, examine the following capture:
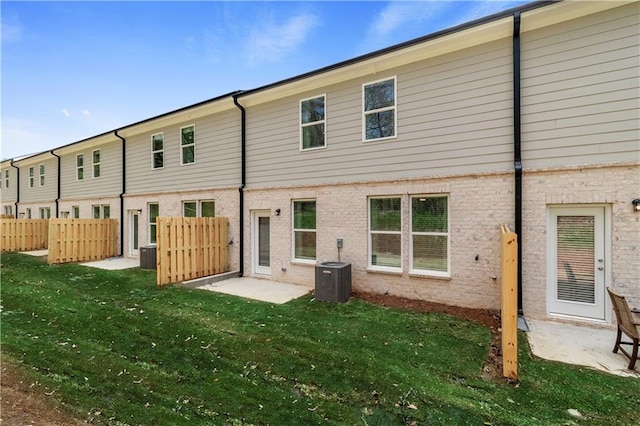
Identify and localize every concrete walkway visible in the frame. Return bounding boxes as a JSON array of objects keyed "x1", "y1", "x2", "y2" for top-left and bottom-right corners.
[
  {"x1": 80, "y1": 257, "x2": 140, "y2": 270},
  {"x1": 526, "y1": 319, "x2": 639, "y2": 378}
]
